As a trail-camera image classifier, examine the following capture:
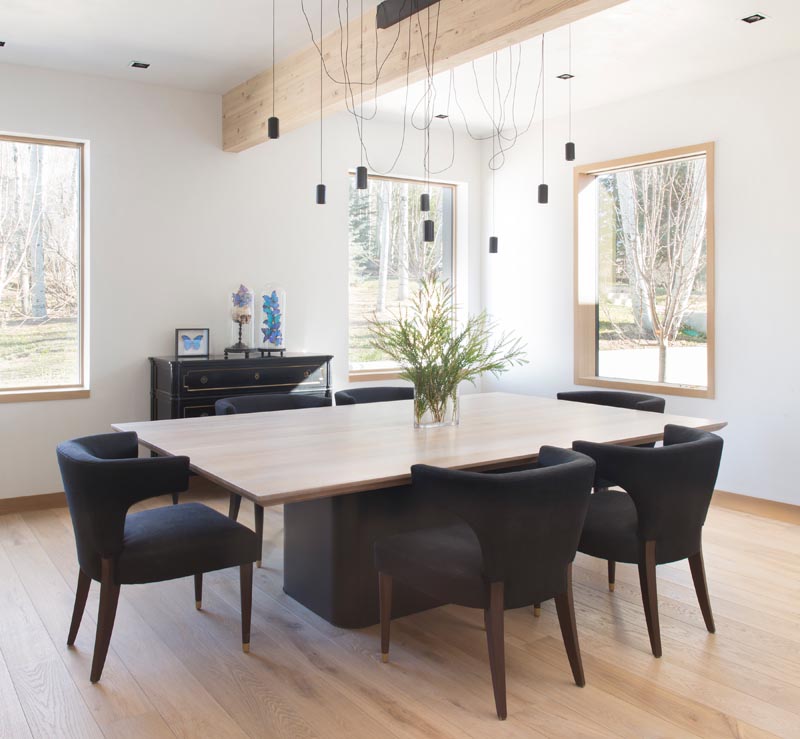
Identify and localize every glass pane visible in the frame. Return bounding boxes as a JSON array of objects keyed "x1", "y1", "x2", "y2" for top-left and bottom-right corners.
[
  {"x1": 348, "y1": 178, "x2": 454, "y2": 370},
  {"x1": 0, "y1": 139, "x2": 82, "y2": 389},
  {"x1": 595, "y1": 156, "x2": 708, "y2": 388}
]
